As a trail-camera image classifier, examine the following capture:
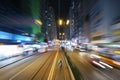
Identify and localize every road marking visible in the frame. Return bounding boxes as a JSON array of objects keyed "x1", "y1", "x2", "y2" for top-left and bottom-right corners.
[
  {"x1": 9, "y1": 56, "x2": 44, "y2": 80},
  {"x1": 47, "y1": 49, "x2": 59, "y2": 80}
]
